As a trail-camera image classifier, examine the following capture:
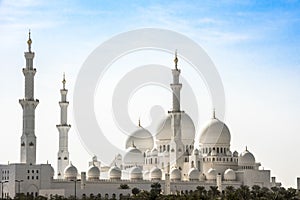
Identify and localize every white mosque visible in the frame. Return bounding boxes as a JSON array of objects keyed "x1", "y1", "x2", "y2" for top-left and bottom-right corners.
[{"x1": 0, "y1": 33, "x2": 282, "y2": 199}]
